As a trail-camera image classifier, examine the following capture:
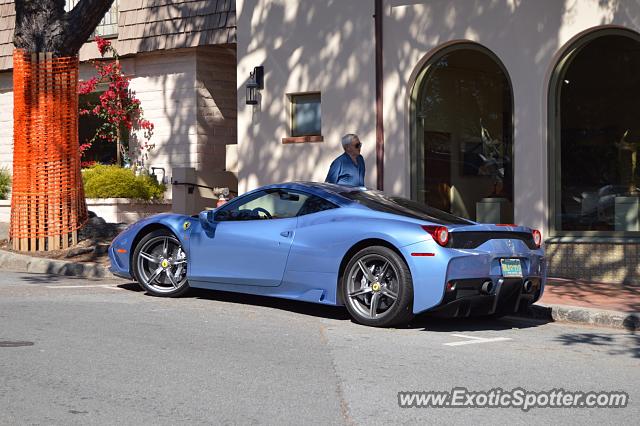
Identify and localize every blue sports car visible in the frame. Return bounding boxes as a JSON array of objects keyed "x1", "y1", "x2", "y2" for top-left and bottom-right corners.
[{"x1": 109, "y1": 182, "x2": 545, "y2": 327}]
